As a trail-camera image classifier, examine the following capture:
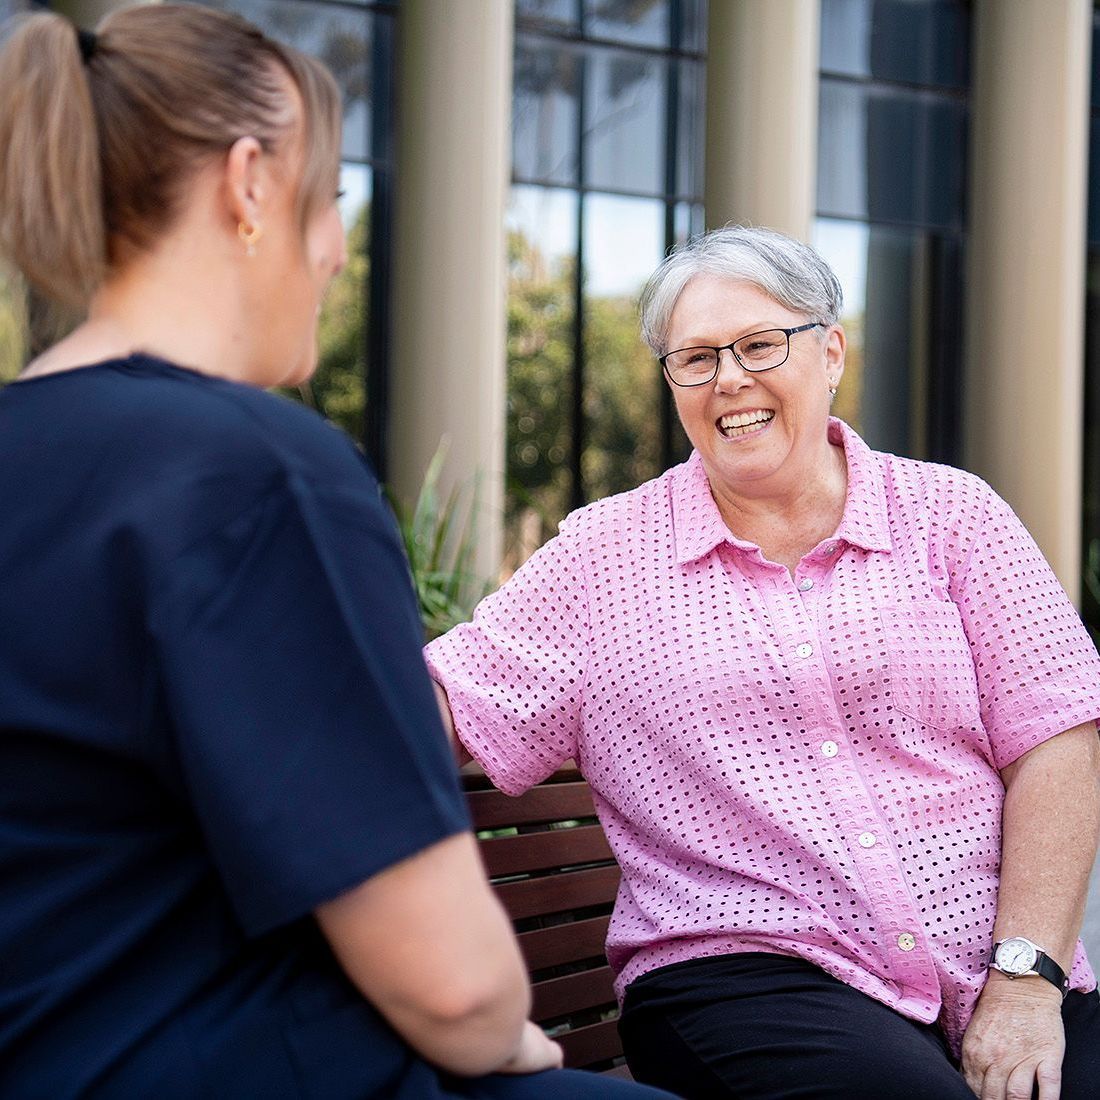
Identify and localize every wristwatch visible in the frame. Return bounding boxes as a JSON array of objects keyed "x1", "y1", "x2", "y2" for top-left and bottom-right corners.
[{"x1": 989, "y1": 937, "x2": 1069, "y2": 996}]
